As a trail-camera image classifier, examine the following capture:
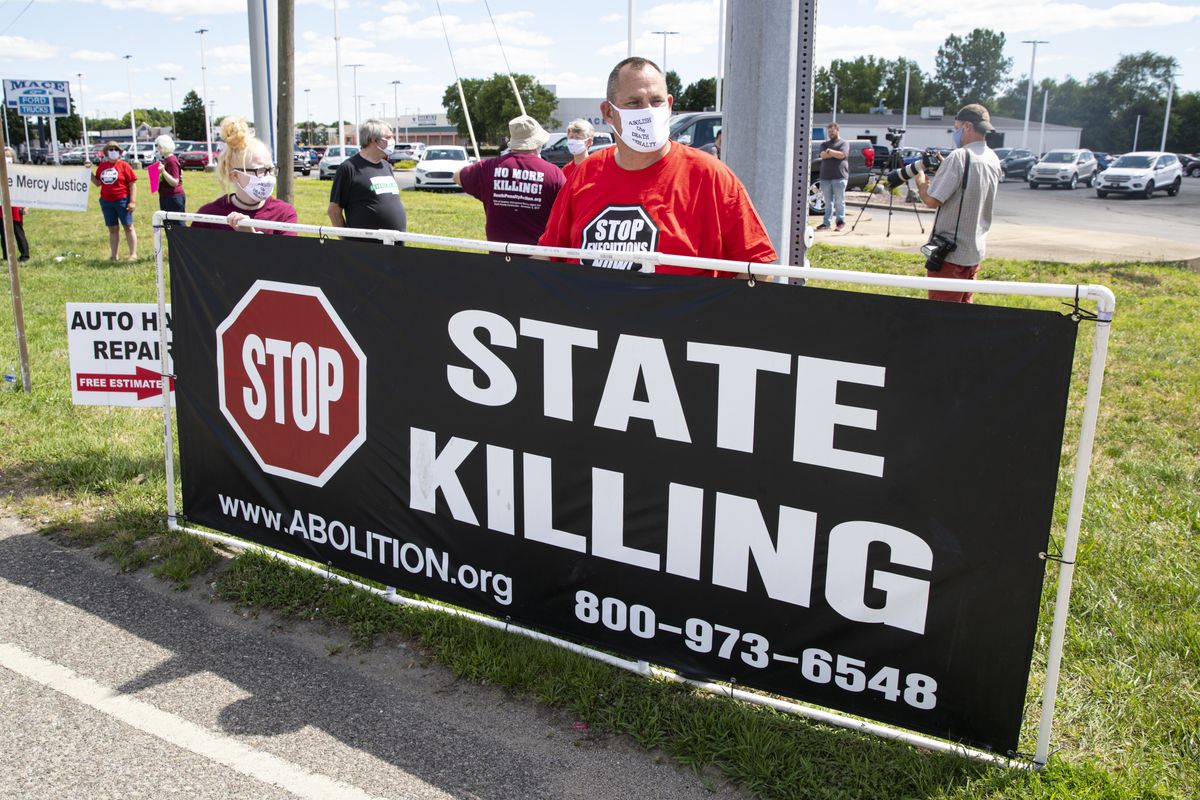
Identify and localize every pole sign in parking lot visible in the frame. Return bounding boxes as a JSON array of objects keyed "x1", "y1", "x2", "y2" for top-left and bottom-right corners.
[
  {"x1": 3, "y1": 79, "x2": 72, "y2": 117},
  {"x1": 168, "y1": 225, "x2": 1079, "y2": 754}
]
